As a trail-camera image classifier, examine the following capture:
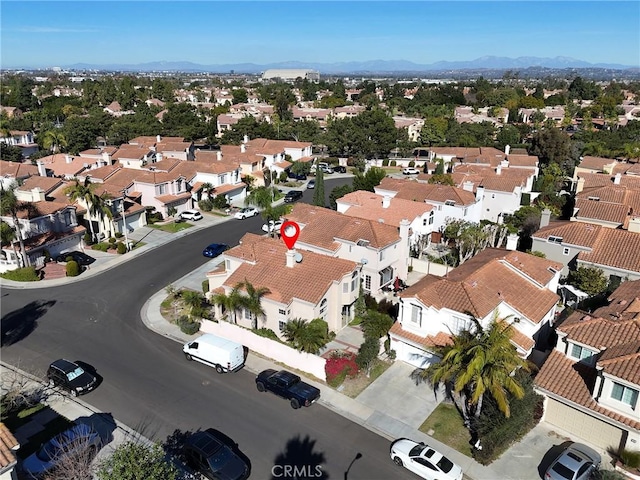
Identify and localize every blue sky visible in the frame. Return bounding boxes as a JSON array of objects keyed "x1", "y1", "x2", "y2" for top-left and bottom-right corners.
[{"x1": 2, "y1": 1, "x2": 639, "y2": 68}]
